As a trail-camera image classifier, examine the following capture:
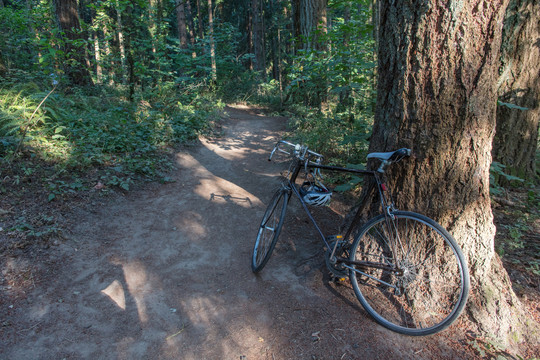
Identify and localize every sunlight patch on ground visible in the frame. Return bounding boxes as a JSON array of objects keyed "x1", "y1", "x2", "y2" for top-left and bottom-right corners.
[
  {"x1": 200, "y1": 136, "x2": 265, "y2": 162},
  {"x1": 174, "y1": 210, "x2": 206, "y2": 238},
  {"x1": 101, "y1": 280, "x2": 126, "y2": 310},
  {"x1": 176, "y1": 153, "x2": 262, "y2": 208},
  {"x1": 172, "y1": 295, "x2": 273, "y2": 359},
  {"x1": 121, "y1": 261, "x2": 151, "y2": 323}
]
